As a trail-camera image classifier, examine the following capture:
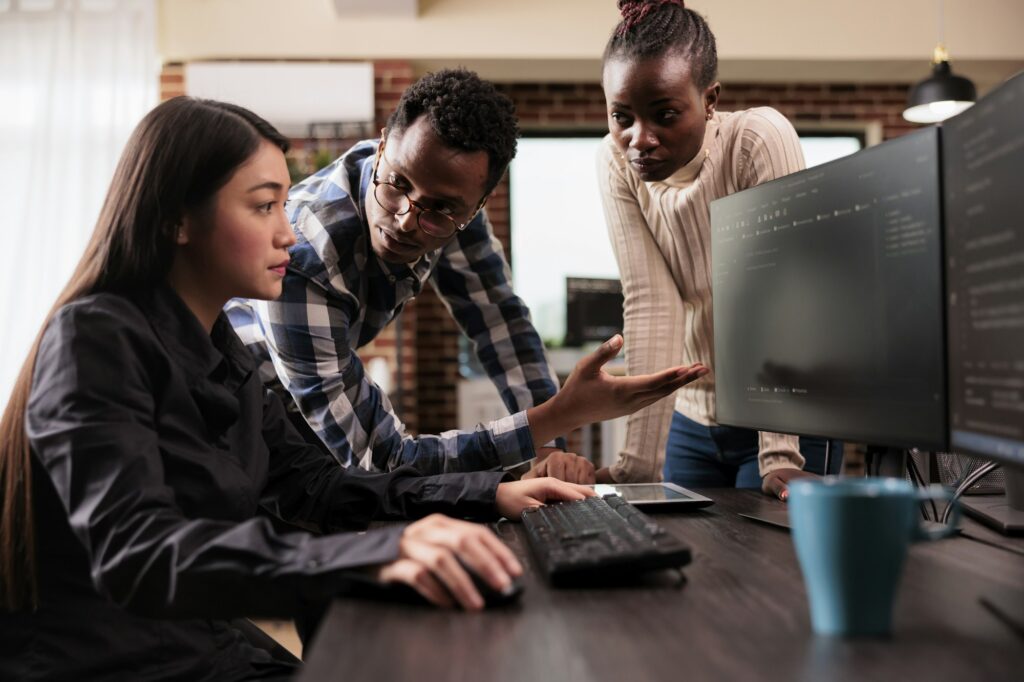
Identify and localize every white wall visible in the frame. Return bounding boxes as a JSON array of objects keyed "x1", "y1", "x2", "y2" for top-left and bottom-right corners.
[
  {"x1": 159, "y1": 0, "x2": 1024, "y2": 61},
  {"x1": 158, "y1": 0, "x2": 1024, "y2": 90}
]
